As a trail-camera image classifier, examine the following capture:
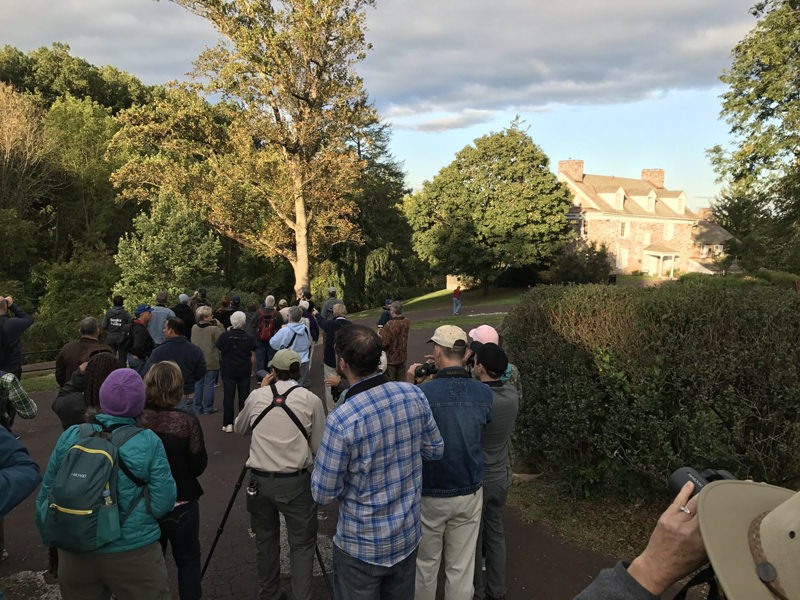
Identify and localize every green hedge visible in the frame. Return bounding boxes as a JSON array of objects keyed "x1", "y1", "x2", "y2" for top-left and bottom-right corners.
[{"x1": 503, "y1": 282, "x2": 800, "y2": 500}]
